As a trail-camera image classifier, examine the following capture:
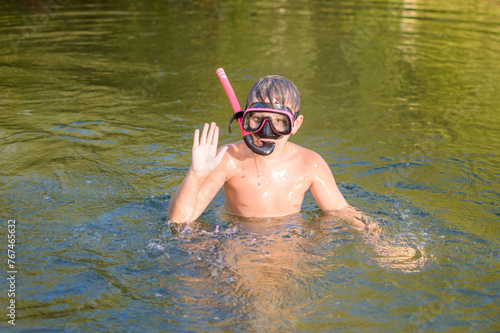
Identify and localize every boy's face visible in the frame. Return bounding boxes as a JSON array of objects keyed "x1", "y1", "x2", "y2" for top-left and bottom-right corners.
[{"x1": 247, "y1": 97, "x2": 303, "y2": 152}]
